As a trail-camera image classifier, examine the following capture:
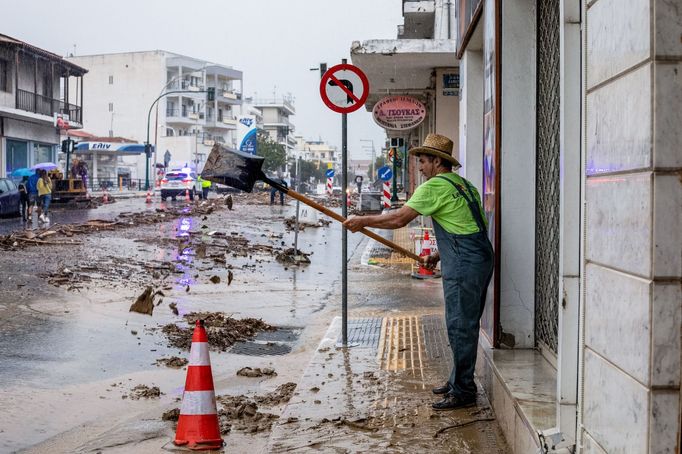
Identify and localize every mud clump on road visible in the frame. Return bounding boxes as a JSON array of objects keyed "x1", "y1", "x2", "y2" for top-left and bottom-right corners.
[
  {"x1": 156, "y1": 356, "x2": 188, "y2": 368},
  {"x1": 160, "y1": 312, "x2": 276, "y2": 351},
  {"x1": 162, "y1": 408, "x2": 180, "y2": 421},
  {"x1": 129, "y1": 286, "x2": 156, "y2": 315},
  {"x1": 129, "y1": 384, "x2": 162, "y2": 400},
  {"x1": 276, "y1": 248, "x2": 311, "y2": 264},
  {"x1": 216, "y1": 393, "x2": 284, "y2": 434},
  {"x1": 254, "y1": 382, "x2": 297, "y2": 406},
  {"x1": 236, "y1": 366, "x2": 277, "y2": 378}
]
